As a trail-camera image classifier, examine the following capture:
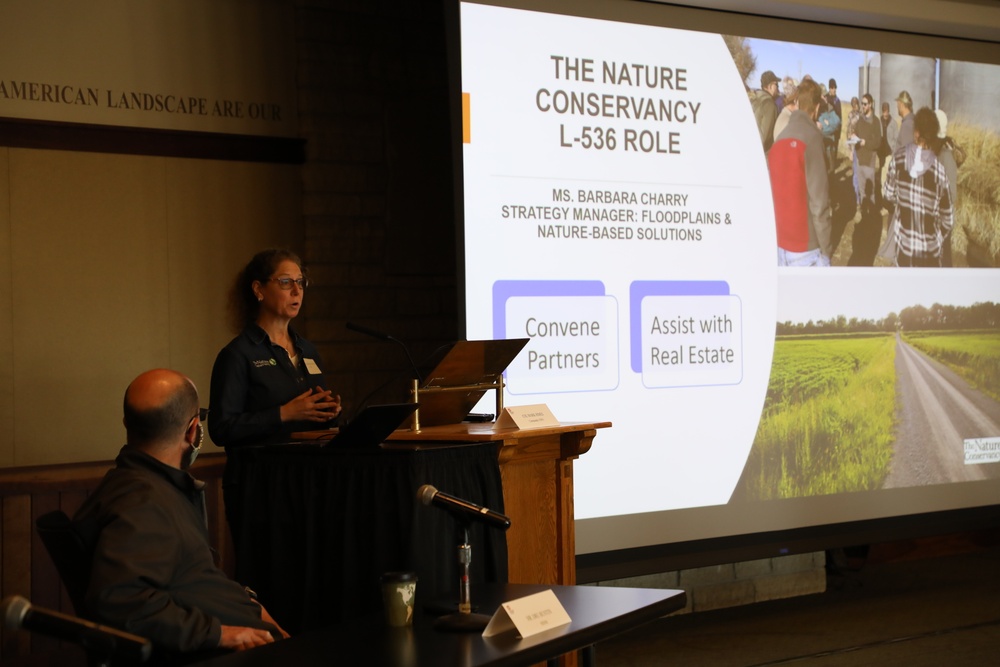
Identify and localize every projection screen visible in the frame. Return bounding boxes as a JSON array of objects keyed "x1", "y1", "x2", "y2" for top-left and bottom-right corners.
[{"x1": 449, "y1": 0, "x2": 1000, "y2": 574}]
